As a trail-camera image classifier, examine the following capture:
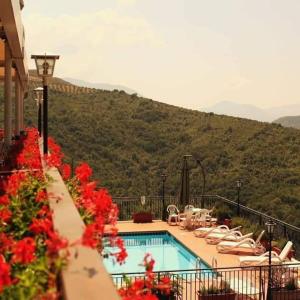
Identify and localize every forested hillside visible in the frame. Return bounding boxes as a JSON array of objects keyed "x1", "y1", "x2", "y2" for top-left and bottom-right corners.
[{"x1": 1, "y1": 80, "x2": 300, "y2": 226}]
